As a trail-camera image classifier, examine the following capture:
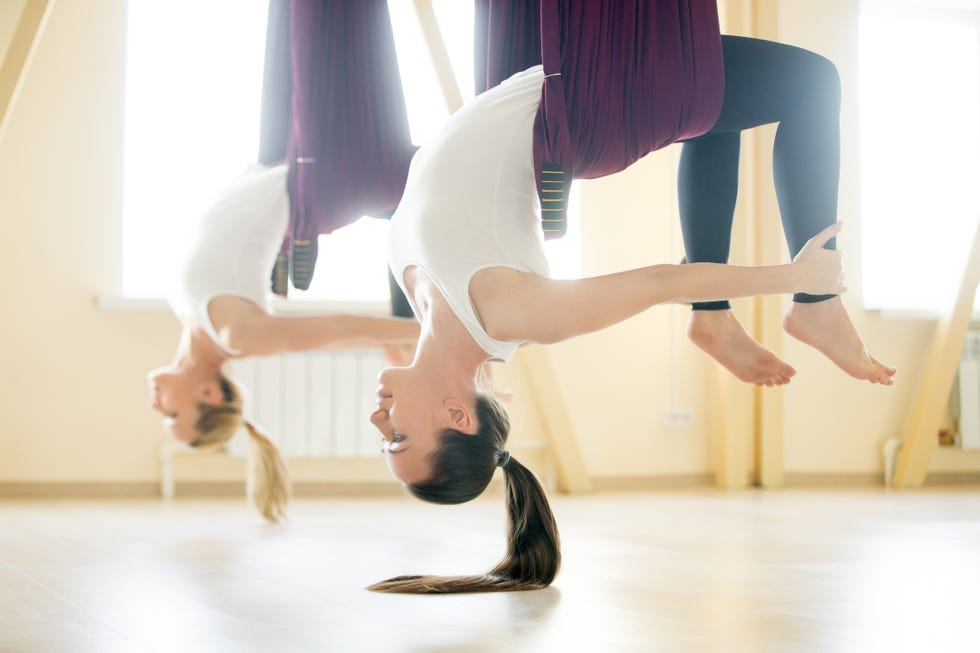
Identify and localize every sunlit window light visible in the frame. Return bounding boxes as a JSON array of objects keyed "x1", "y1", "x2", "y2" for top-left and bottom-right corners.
[
  {"x1": 122, "y1": 0, "x2": 268, "y2": 299},
  {"x1": 124, "y1": 2, "x2": 579, "y2": 302},
  {"x1": 859, "y1": 4, "x2": 980, "y2": 313}
]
